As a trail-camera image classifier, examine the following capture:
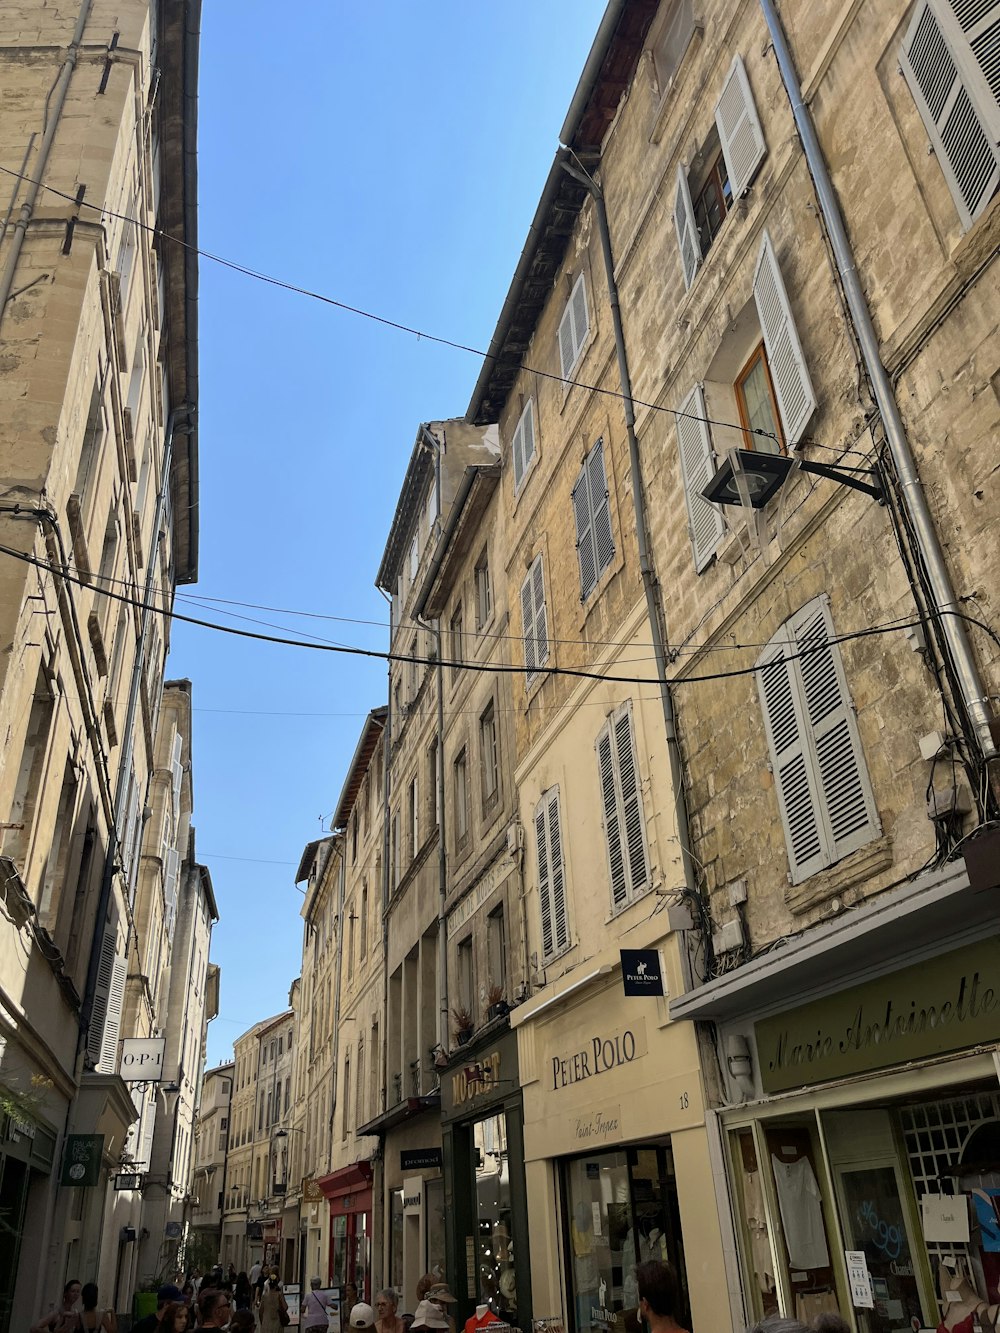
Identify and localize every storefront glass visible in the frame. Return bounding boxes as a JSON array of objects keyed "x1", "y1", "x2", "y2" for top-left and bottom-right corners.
[
  {"x1": 562, "y1": 1143, "x2": 689, "y2": 1333},
  {"x1": 425, "y1": 1177, "x2": 446, "y2": 1280},
  {"x1": 354, "y1": 1213, "x2": 370, "y2": 1299},
  {"x1": 332, "y1": 1214, "x2": 347, "y2": 1286},
  {"x1": 389, "y1": 1189, "x2": 404, "y2": 1296},
  {"x1": 473, "y1": 1114, "x2": 517, "y2": 1321}
]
